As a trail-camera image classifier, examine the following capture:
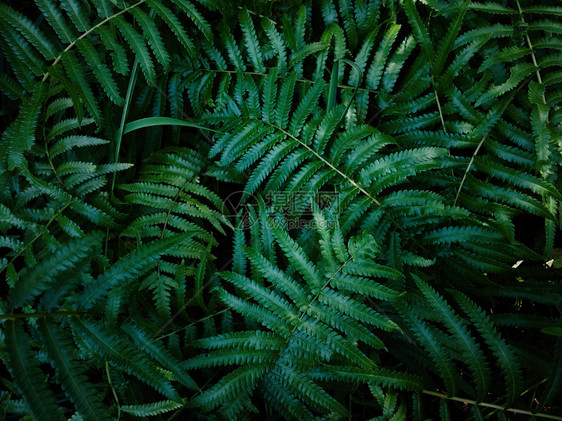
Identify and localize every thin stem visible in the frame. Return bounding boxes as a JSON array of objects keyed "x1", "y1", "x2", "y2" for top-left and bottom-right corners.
[
  {"x1": 453, "y1": 134, "x2": 486, "y2": 207},
  {"x1": 155, "y1": 177, "x2": 191, "y2": 282},
  {"x1": 44, "y1": 142, "x2": 64, "y2": 185},
  {"x1": 432, "y1": 76, "x2": 447, "y2": 133},
  {"x1": 168, "y1": 373, "x2": 218, "y2": 421},
  {"x1": 160, "y1": 180, "x2": 190, "y2": 240},
  {"x1": 148, "y1": 256, "x2": 235, "y2": 341},
  {"x1": 276, "y1": 122, "x2": 379, "y2": 202},
  {"x1": 106, "y1": 361, "x2": 121, "y2": 421},
  {"x1": 422, "y1": 390, "x2": 562, "y2": 420},
  {"x1": 43, "y1": 125, "x2": 65, "y2": 186},
  {"x1": 452, "y1": 85, "x2": 523, "y2": 208},
  {"x1": 514, "y1": 0, "x2": 546, "y2": 104},
  {"x1": 483, "y1": 377, "x2": 549, "y2": 418}
]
